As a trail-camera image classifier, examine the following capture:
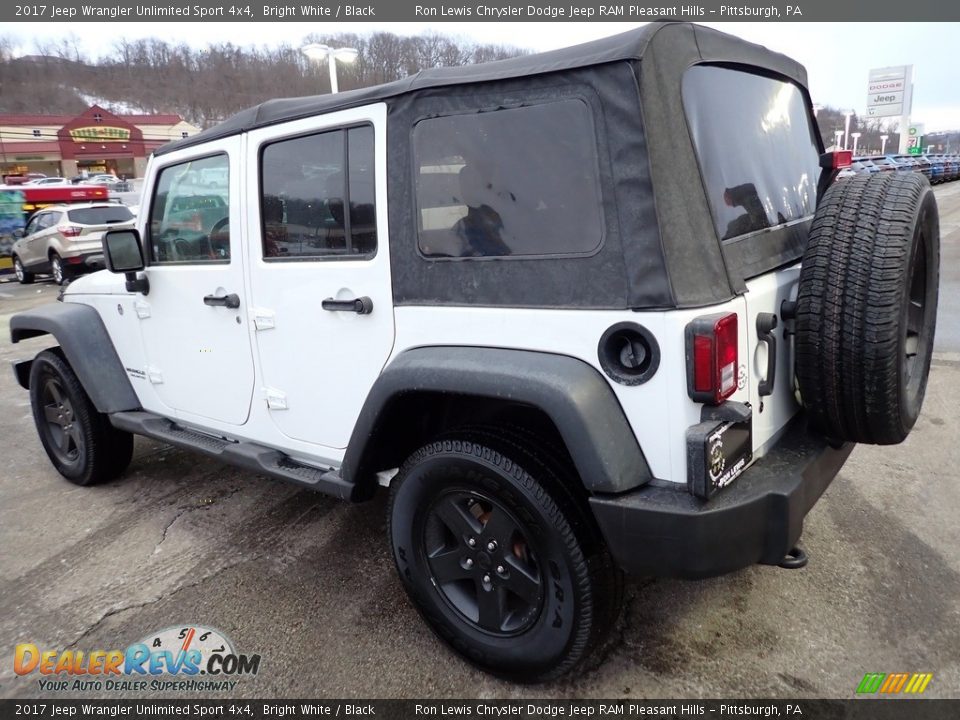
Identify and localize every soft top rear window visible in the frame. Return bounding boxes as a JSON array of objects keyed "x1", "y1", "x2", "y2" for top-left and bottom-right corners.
[
  {"x1": 683, "y1": 65, "x2": 820, "y2": 244},
  {"x1": 67, "y1": 206, "x2": 133, "y2": 225}
]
